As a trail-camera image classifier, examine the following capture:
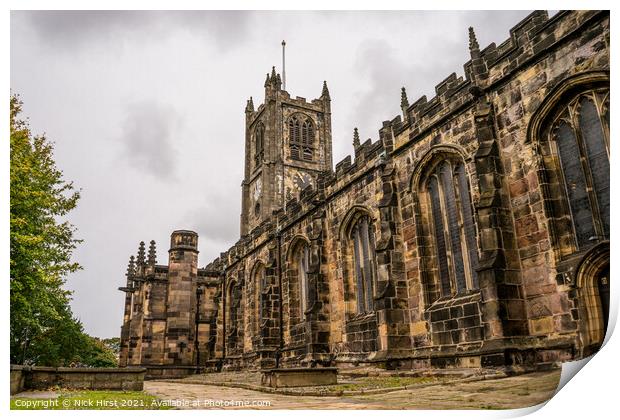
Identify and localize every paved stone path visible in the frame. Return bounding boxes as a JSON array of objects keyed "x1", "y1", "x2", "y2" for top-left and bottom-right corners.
[
  {"x1": 144, "y1": 369, "x2": 561, "y2": 410},
  {"x1": 11, "y1": 390, "x2": 61, "y2": 399}
]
